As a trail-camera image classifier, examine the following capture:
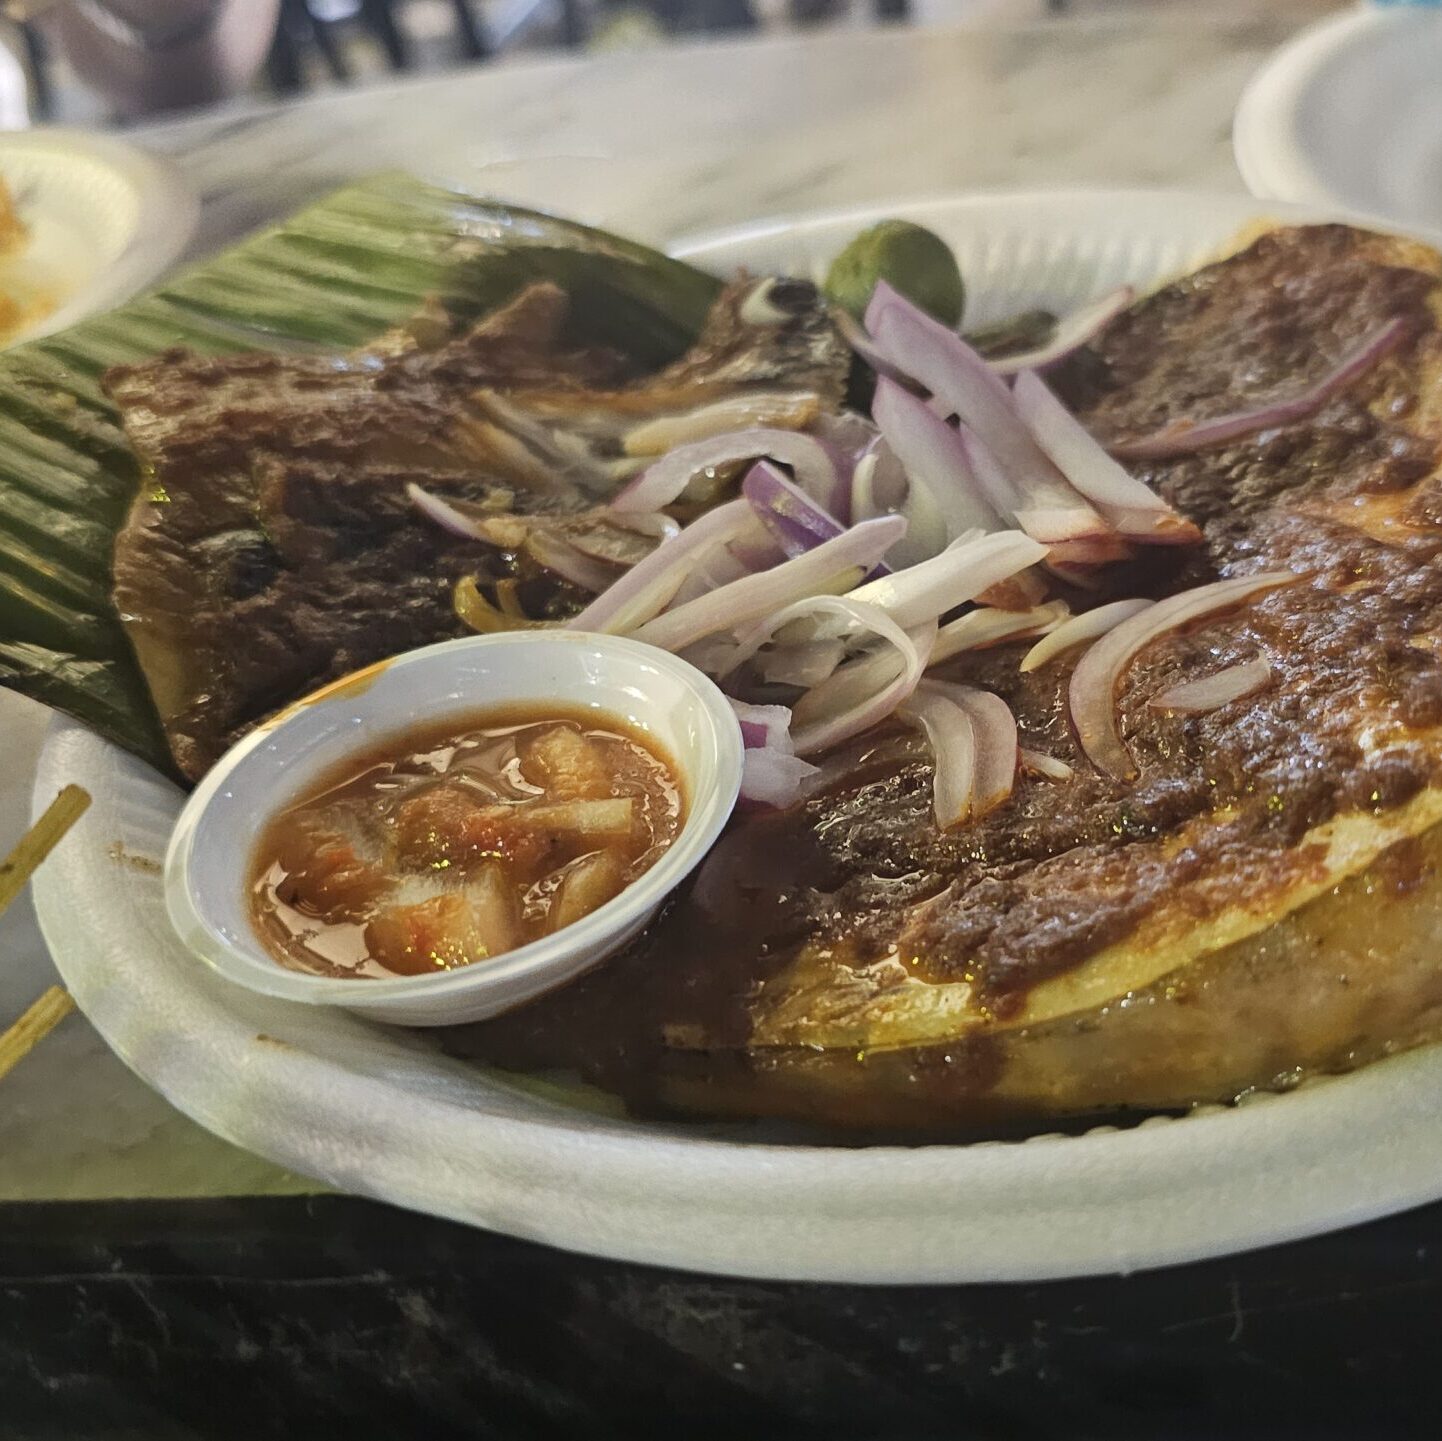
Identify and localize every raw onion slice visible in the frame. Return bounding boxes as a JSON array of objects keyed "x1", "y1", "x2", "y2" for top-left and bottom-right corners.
[
  {"x1": 1011, "y1": 370, "x2": 1201, "y2": 544},
  {"x1": 1069, "y1": 572, "x2": 1297, "y2": 779},
  {"x1": 522, "y1": 533, "x2": 620, "y2": 593},
  {"x1": 740, "y1": 749, "x2": 821, "y2": 809},
  {"x1": 743, "y1": 460, "x2": 844, "y2": 558},
  {"x1": 1020, "y1": 749, "x2": 1074, "y2": 780},
  {"x1": 872, "y1": 376, "x2": 1005, "y2": 543},
  {"x1": 953, "y1": 421, "x2": 1109, "y2": 546},
  {"x1": 1108, "y1": 318, "x2": 1411, "y2": 459},
  {"x1": 570, "y1": 498, "x2": 752, "y2": 634},
  {"x1": 867, "y1": 284, "x2": 1110, "y2": 544},
  {"x1": 730, "y1": 698, "x2": 819, "y2": 809},
  {"x1": 897, "y1": 686, "x2": 976, "y2": 828},
  {"x1": 903, "y1": 679, "x2": 1019, "y2": 823},
  {"x1": 833, "y1": 306, "x2": 913, "y2": 384},
  {"x1": 791, "y1": 618, "x2": 936, "y2": 757},
  {"x1": 988, "y1": 287, "x2": 1135, "y2": 376},
  {"x1": 929, "y1": 601, "x2": 1069, "y2": 665},
  {"x1": 758, "y1": 638, "x2": 847, "y2": 688},
  {"x1": 623, "y1": 391, "x2": 819, "y2": 456},
  {"x1": 811, "y1": 408, "x2": 881, "y2": 456},
  {"x1": 849, "y1": 529, "x2": 1049, "y2": 630},
  {"x1": 610, "y1": 428, "x2": 840, "y2": 514},
  {"x1": 632, "y1": 515, "x2": 906, "y2": 652},
  {"x1": 408, "y1": 483, "x2": 489, "y2": 540},
  {"x1": 849, "y1": 440, "x2": 909, "y2": 523},
  {"x1": 926, "y1": 681, "x2": 1019, "y2": 816},
  {"x1": 1149, "y1": 657, "x2": 1273, "y2": 714},
  {"x1": 1020, "y1": 598, "x2": 1155, "y2": 673},
  {"x1": 667, "y1": 541, "x2": 750, "y2": 609}
]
